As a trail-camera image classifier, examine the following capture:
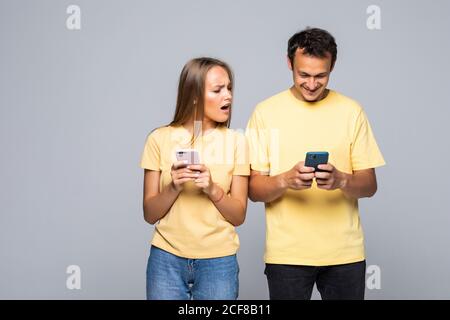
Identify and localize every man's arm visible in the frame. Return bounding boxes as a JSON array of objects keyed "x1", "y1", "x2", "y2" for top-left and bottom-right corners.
[
  {"x1": 248, "y1": 162, "x2": 315, "y2": 203},
  {"x1": 315, "y1": 165, "x2": 378, "y2": 199},
  {"x1": 249, "y1": 163, "x2": 378, "y2": 203},
  {"x1": 248, "y1": 171, "x2": 286, "y2": 203}
]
